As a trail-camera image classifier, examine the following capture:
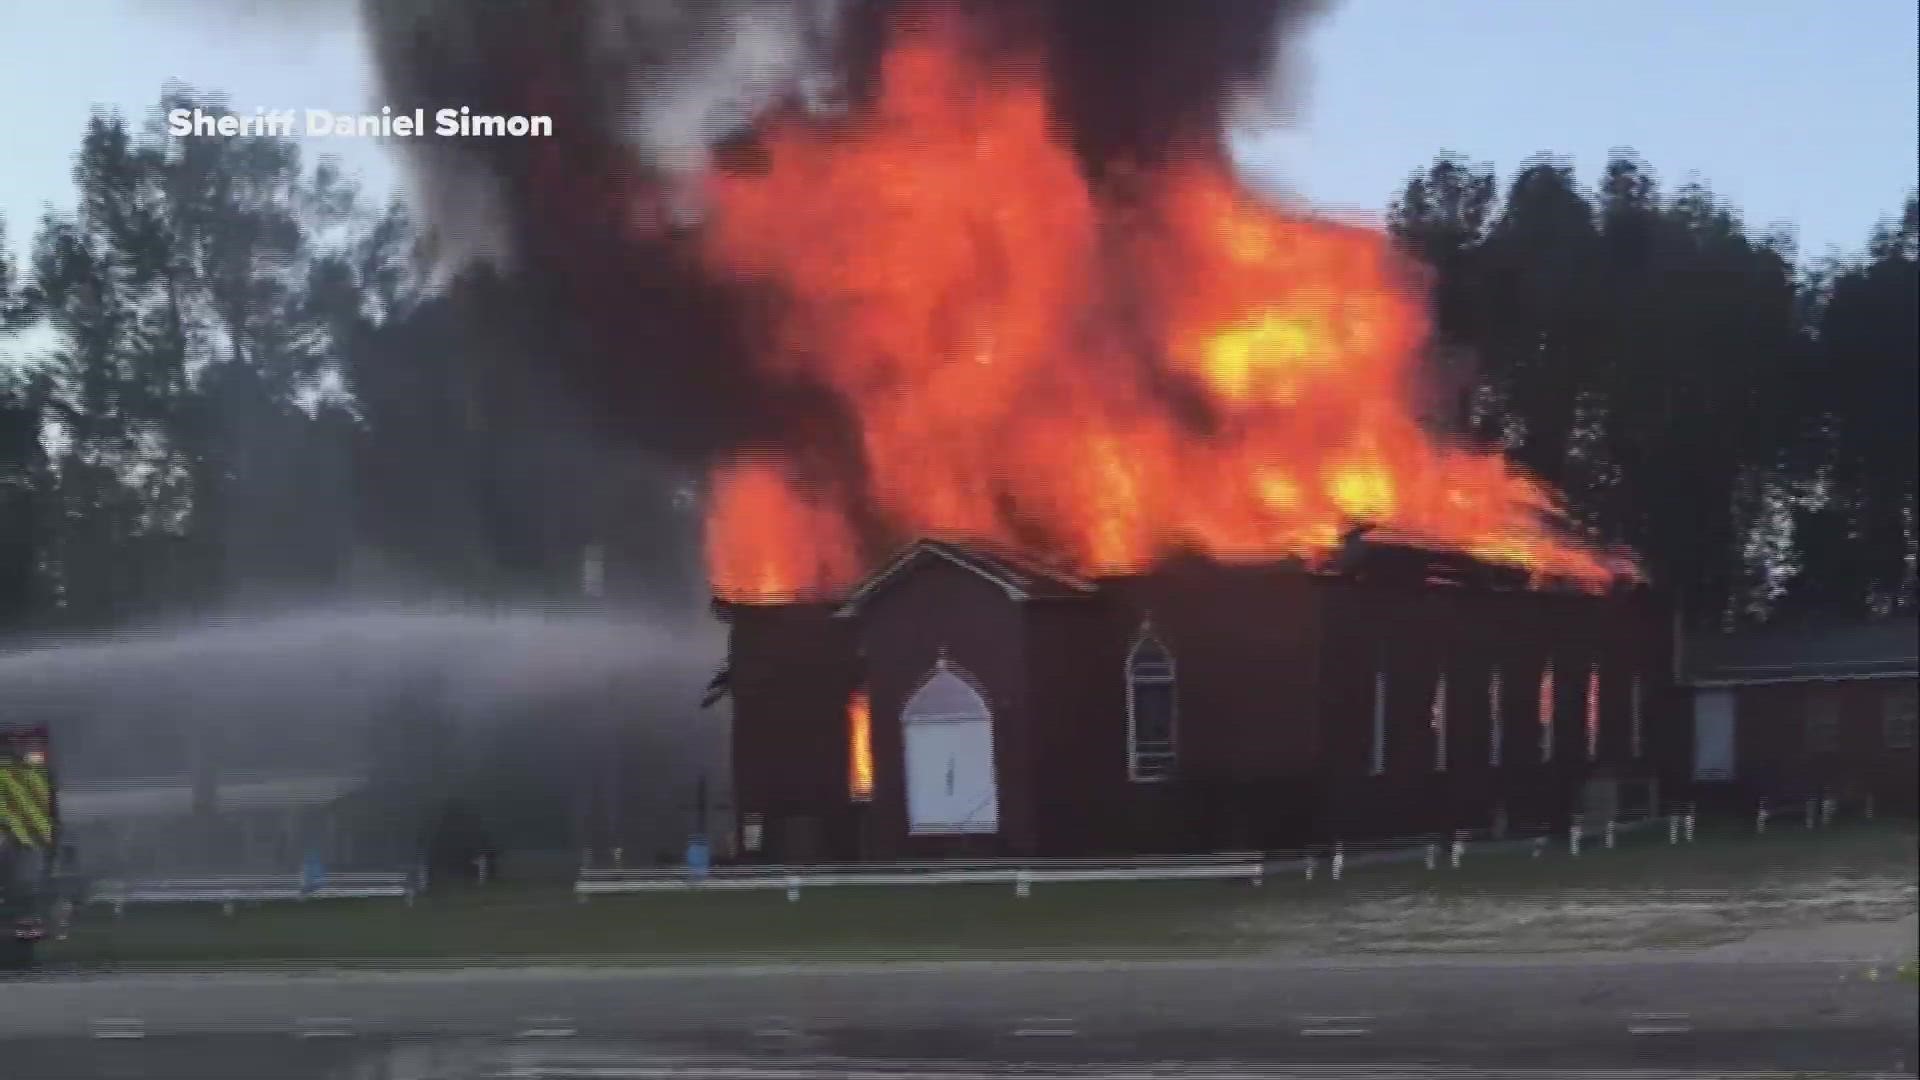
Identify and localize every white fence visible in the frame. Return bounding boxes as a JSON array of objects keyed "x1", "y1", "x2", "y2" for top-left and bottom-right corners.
[
  {"x1": 576, "y1": 853, "x2": 1266, "y2": 900},
  {"x1": 90, "y1": 871, "x2": 416, "y2": 913},
  {"x1": 574, "y1": 806, "x2": 1729, "y2": 898}
]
